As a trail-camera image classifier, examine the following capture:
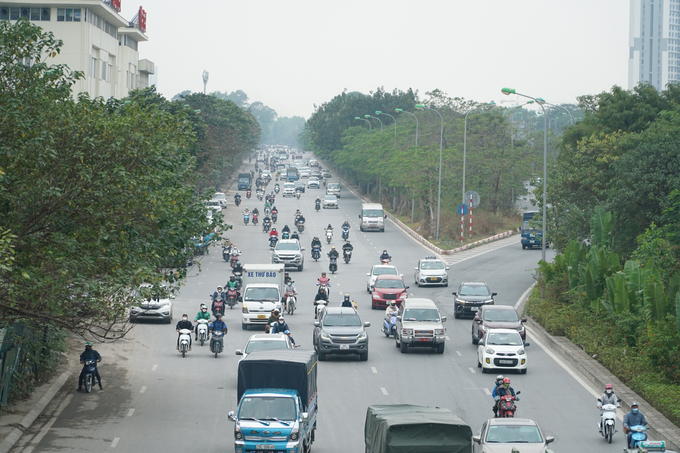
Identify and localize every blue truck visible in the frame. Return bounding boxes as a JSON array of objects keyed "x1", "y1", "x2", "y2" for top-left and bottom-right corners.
[
  {"x1": 521, "y1": 211, "x2": 542, "y2": 249},
  {"x1": 237, "y1": 172, "x2": 252, "y2": 191},
  {"x1": 230, "y1": 349, "x2": 318, "y2": 453}
]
